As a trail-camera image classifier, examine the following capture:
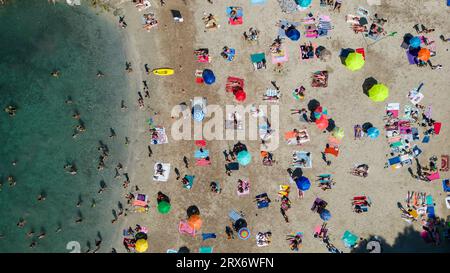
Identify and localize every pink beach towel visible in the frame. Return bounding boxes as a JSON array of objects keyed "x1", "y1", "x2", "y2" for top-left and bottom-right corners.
[
  {"x1": 427, "y1": 172, "x2": 440, "y2": 181},
  {"x1": 433, "y1": 122, "x2": 441, "y2": 135},
  {"x1": 196, "y1": 158, "x2": 211, "y2": 166},
  {"x1": 133, "y1": 200, "x2": 147, "y2": 207}
]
